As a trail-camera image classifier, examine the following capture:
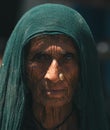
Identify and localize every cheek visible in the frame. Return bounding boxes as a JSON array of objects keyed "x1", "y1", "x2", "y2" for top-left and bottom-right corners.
[
  {"x1": 25, "y1": 64, "x2": 44, "y2": 94},
  {"x1": 63, "y1": 65, "x2": 79, "y2": 97},
  {"x1": 26, "y1": 63, "x2": 46, "y2": 81},
  {"x1": 66, "y1": 70, "x2": 79, "y2": 104},
  {"x1": 62, "y1": 64, "x2": 79, "y2": 84}
]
